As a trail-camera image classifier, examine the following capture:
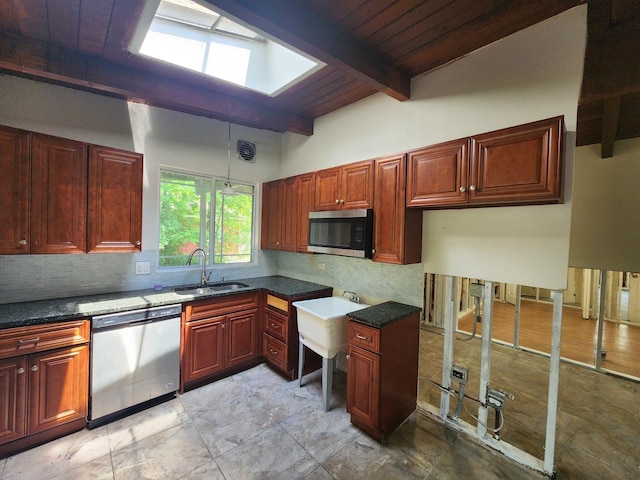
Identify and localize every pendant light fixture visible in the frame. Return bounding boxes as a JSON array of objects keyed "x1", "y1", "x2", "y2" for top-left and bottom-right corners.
[{"x1": 221, "y1": 121, "x2": 237, "y2": 196}]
